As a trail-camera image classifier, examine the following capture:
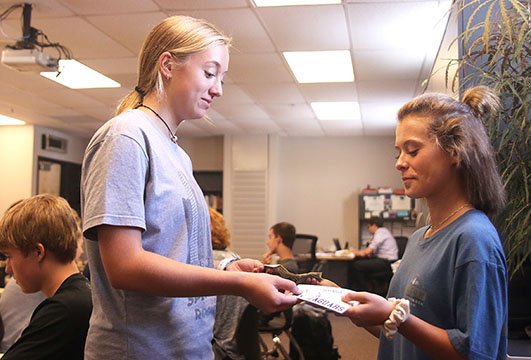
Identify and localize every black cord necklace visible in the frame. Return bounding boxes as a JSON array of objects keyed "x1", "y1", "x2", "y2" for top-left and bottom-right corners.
[{"x1": 137, "y1": 104, "x2": 177, "y2": 144}]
